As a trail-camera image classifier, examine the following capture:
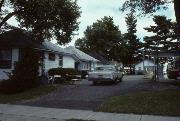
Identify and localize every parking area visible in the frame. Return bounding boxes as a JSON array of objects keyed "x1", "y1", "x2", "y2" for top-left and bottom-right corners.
[{"x1": 18, "y1": 75, "x2": 180, "y2": 110}]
